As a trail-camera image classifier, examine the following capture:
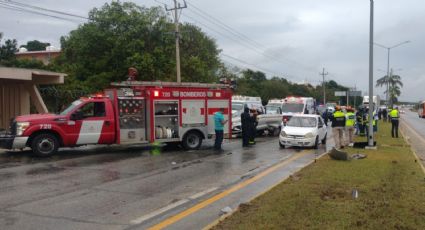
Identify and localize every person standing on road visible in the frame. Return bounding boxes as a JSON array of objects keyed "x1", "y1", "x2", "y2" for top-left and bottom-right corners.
[
  {"x1": 214, "y1": 108, "x2": 228, "y2": 151},
  {"x1": 382, "y1": 108, "x2": 388, "y2": 122},
  {"x1": 241, "y1": 107, "x2": 251, "y2": 147},
  {"x1": 345, "y1": 107, "x2": 356, "y2": 147},
  {"x1": 331, "y1": 106, "x2": 346, "y2": 149},
  {"x1": 390, "y1": 106, "x2": 400, "y2": 138},
  {"x1": 248, "y1": 108, "x2": 258, "y2": 145},
  {"x1": 355, "y1": 107, "x2": 364, "y2": 136},
  {"x1": 323, "y1": 108, "x2": 329, "y2": 125}
]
